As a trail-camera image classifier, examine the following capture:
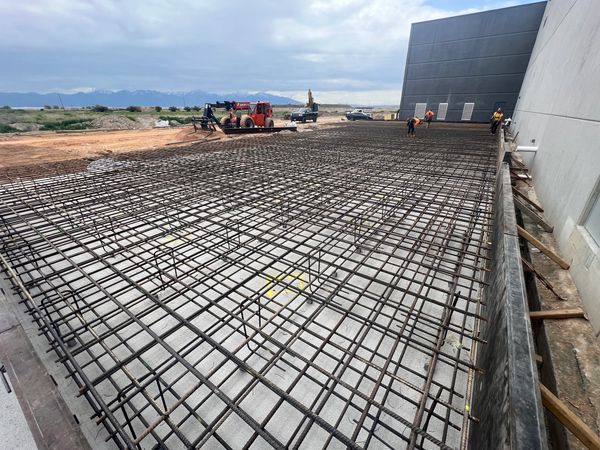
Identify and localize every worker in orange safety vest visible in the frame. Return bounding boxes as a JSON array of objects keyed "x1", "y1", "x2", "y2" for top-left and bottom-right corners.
[{"x1": 424, "y1": 110, "x2": 435, "y2": 128}]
